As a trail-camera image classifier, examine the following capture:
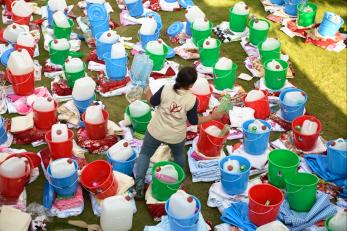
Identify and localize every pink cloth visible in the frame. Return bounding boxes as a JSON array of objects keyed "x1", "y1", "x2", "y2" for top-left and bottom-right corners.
[{"x1": 53, "y1": 186, "x2": 84, "y2": 211}]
